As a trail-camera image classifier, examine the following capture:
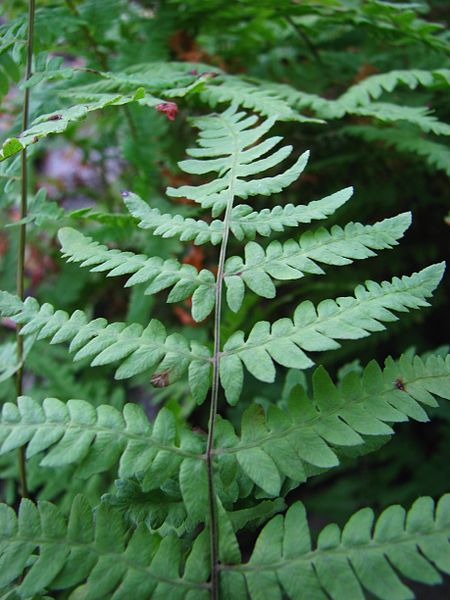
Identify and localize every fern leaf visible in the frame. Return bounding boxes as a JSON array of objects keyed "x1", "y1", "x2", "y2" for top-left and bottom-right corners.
[
  {"x1": 224, "y1": 213, "x2": 411, "y2": 311},
  {"x1": 230, "y1": 186, "x2": 353, "y2": 240},
  {"x1": 339, "y1": 68, "x2": 450, "y2": 108},
  {"x1": 199, "y1": 76, "x2": 323, "y2": 123},
  {"x1": 343, "y1": 125, "x2": 450, "y2": 176},
  {"x1": 124, "y1": 186, "x2": 352, "y2": 245},
  {"x1": 166, "y1": 104, "x2": 311, "y2": 217},
  {"x1": 0, "y1": 292, "x2": 211, "y2": 401},
  {"x1": 0, "y1": 88, "x2": 161, "y2": 161},
  {"x1": 0, "y1": 398, "x2": 210, "y2": 525},
  {"x1": 124, "y1": 191, "x2": 225, "y2": 246},
  {"x1": 0, "y1": 337, "x2": 34, "y2": 383},
  {"x1": 0, "y1": 495, "x2": 210, "y2": 598},
  {"x1": 220, "y1": 263, "x2": 445, "y2": 403},
  {"x1": 215, "y1": 353, "x2": 450, "y2": 492},
  {"x1": 351, "y1": 102, "x2": 450, "y2": 136},
  {"x1": 222, "y1": 494, "x2": 450, "y2": 600},
  {"x1": 0, "y1": 353, "x2": 448, "y2": 510},
  {"x1": 58, "y1": 227, "x2": 215, "y2": 321}
]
